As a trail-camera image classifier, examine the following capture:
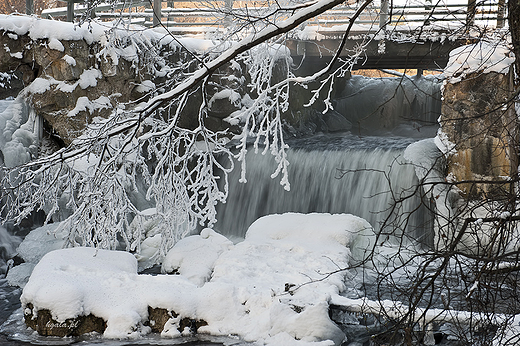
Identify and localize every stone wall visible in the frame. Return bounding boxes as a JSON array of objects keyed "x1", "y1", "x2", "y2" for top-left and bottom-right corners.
[
  {"x1": 439, "y1": 71, "x2": 516, "y2": 199},
  {"x1": 434, "y1": 66, "x2": 518, "y2": 254},
  {"x1": 0, "y1": 30, "x2": 152, "y2": 145}
]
